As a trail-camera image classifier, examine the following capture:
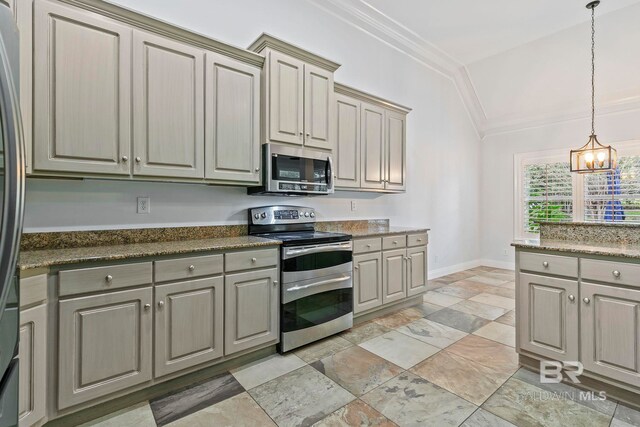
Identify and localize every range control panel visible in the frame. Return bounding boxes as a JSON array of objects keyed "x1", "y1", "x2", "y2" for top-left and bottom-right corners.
[{"x1": 249, "y1": 205, "x2": 316, "y2": 225}]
